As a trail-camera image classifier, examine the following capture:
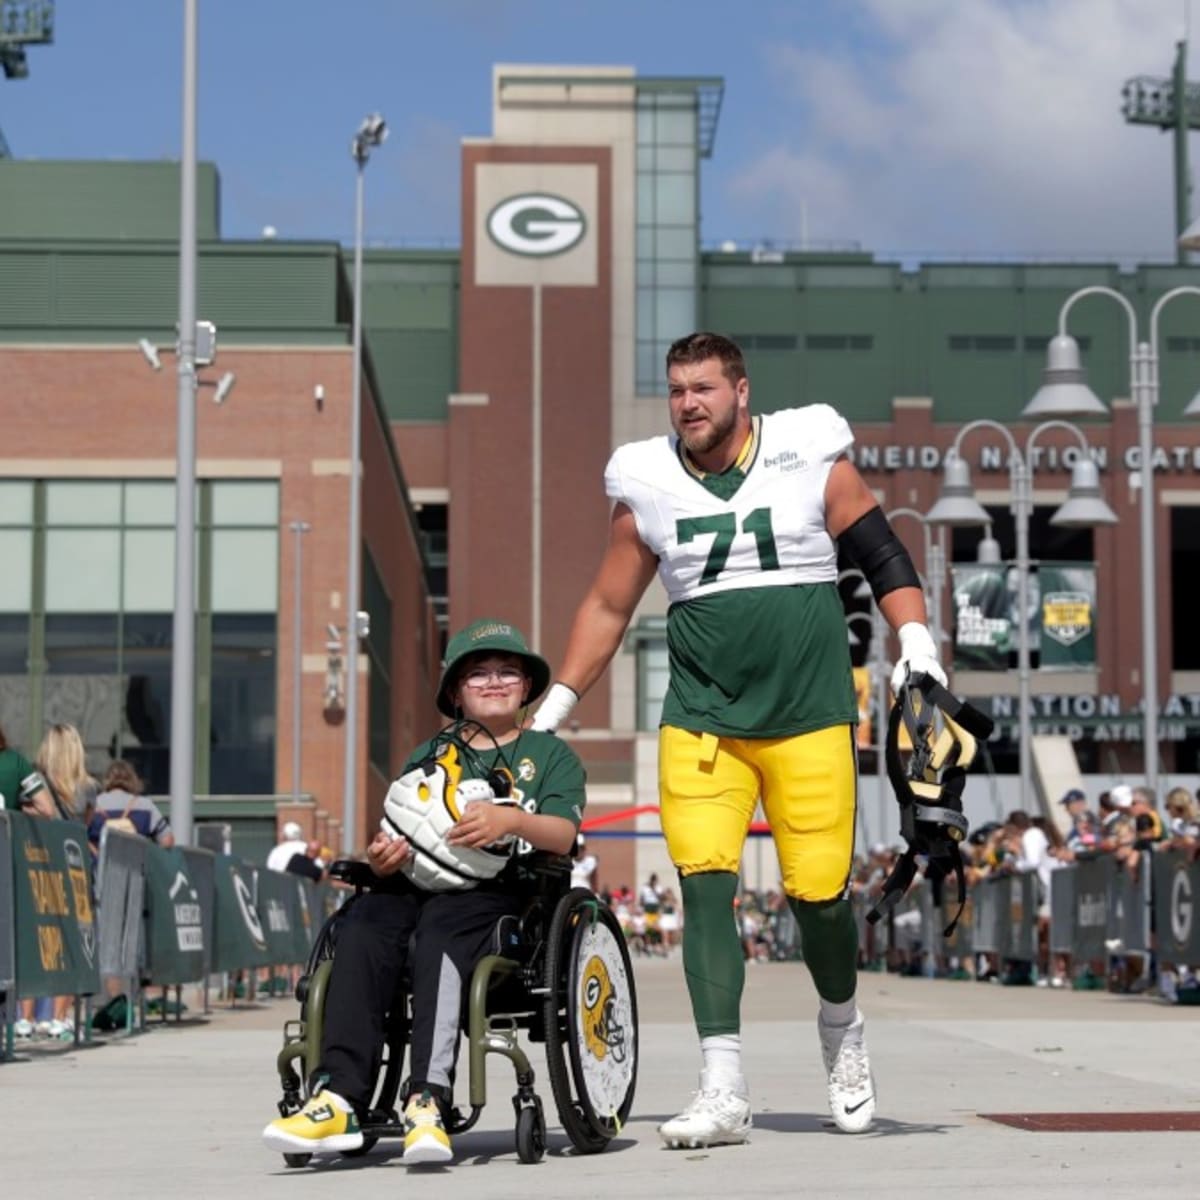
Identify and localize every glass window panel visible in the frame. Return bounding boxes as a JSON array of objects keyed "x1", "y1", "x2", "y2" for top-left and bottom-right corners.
[
  {"x1": 655, "y1": 106, "x2": 696, "y2": 145},
  {"x1": 654, "y1": 261, "x2": 697, "y2": 288},
  {"x1": 655, "y1": 289, "x2": 696, "y2": 340},
  {"x1": 46, "y1": 529, "x2": 121, "y2": 611},
  {"x1": 0, "y1": 481, "x2": 33, "y2": 525},
  {"x1": 43, "y1": 613, "x2": 121, "y2": 767},
  {"x1": 0, "y1": 614, "x2": 32, "y2": 760},
  {"x1": 211, "y1": 529, "x2": 278, "y2": 613},
  {"x1": 636, "y1": 260, "x2": 656, "y2": 287},
  {"x1": 636, "y1": 342, "x2": 660, "y2": 392},
  {"x1": 655, "y1": 146, "x2": 695, "y2": 172},
  {"x1": 119, "y1": 613, "x2": 174, "y2": 796},
  {"x1": 123, "y1": 529, "x2": 175, "y2": 612},
  {"x1": 209, "y1": 614, "x2": 276, "y2": 795},
  {"x1": 211, "y1": 481, "x2": 279, "y2": 527},
  {"x1": 636, "y1": 146, "x2": 655, "y2": 171},
  {"x1": 636, "y1": 174, "x2": 654, "y2": 223},
  {"x1": 636, "y1": 228, "x2": 655, "y2": 258},
  {"x1": 46, "y1": 482, "x2": 121, "y2": 526},
  {"x1": 655, "y1": 227, "x2": 697, "y2": 259},
  {"x1": 0, "y1": 530, "x2": 32, "y2": 612},
  {"x1": 369, "y1": 659, "x2": 392, "y2": 774},
  {"x1": 654, "y1": 174, "x2": 696, "y2": 225},
  {"x1": 636, "y1": 288, "x2": 656, "y2": 339},
  {"x1": 124, "y1": 481, "x2": 177, "y2": 526},
  {"x1": 638, "y1": 640, "x2": 669, "y2": 731},
  {"x1": 636, "y1": 104, "x2": 655, "y2": 142}
]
